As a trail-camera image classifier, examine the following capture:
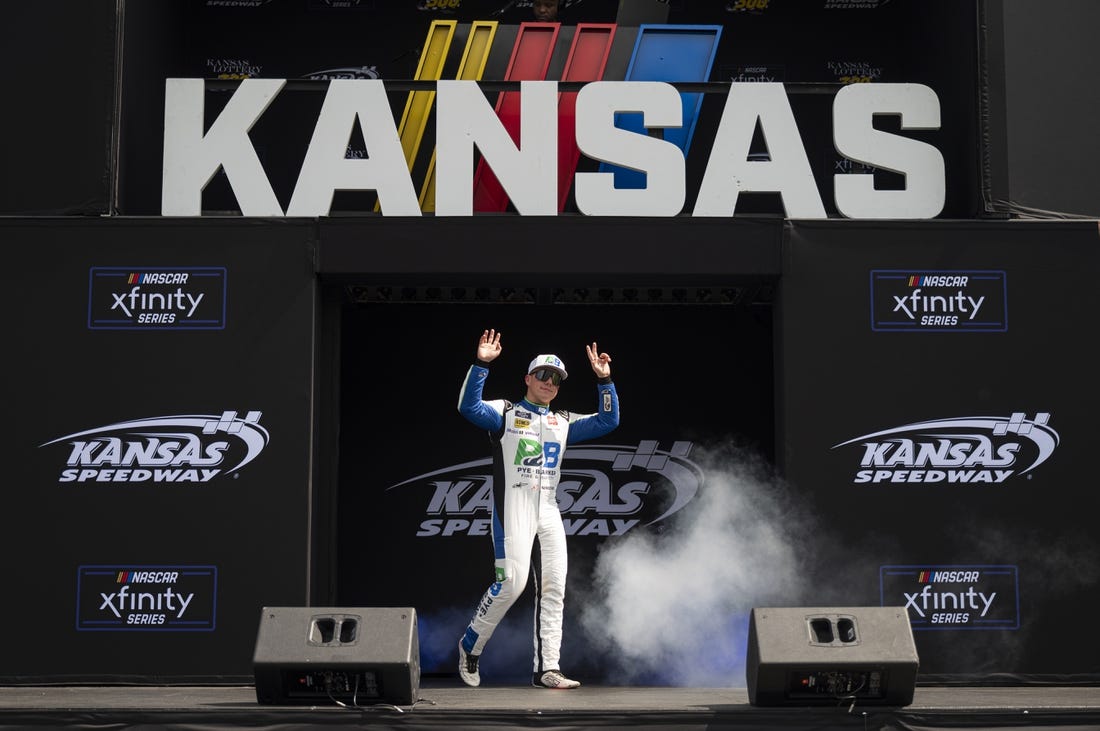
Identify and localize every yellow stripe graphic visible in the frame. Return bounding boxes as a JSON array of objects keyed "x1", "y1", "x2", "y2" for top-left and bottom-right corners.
[
  {"x1": 376, "y1": 20, "x2": 456, "y2": 212},
  {"x1": 419, "y1": 21, "x2": 499, "y2": 212}
]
